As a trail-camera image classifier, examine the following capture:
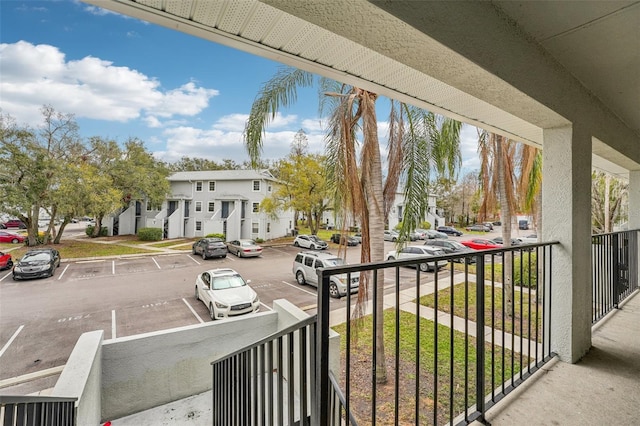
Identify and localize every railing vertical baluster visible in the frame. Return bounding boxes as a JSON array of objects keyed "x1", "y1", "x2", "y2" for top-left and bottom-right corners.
[
  {"x1": 277, "y1": 336, "x2": 284, "y2": 426},
  {"x1": 476, "y1": 254, "x2": 486, "y2": 421},
  {"x1": 395, "y1": 267, "x2": 400, "y2": 426},
  {"x1": 315, "y1": 268, "x2": 331, "y2": 426},
  {"x1": 371, "y1": 269, "x2": 378, "y2": 425},
  {"x1": 300, "y1": 326, "x2": 308, "y2": 426},
  {"x1": 267, "y1": 340, "x2": 274, "y2": 425},
  {"x1": 449, "y1": 262, "x2": 456, "y2": 423},
  {"x1": 345, "y1": 272, "x2": 352, "y2": 426},
  {"x1": 288, "y1": 331, "x2": 295, "y2": 425},
  {"x1": 490, "y1": 254, "x2": 495, "y2": 402}
]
